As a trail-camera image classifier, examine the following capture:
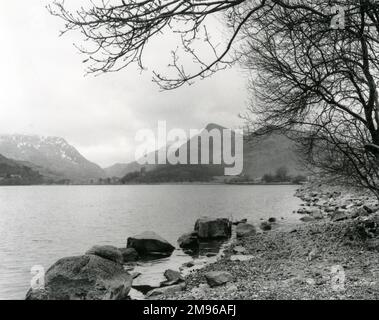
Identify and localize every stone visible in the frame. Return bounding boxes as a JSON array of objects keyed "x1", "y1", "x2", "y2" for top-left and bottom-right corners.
[
  {"x1": 300, "y1": 216, "x2": 315, "y2": 223},
  {"x1": 177, "y1": 231, "x2": 198, "y2": 250},
  {"x1": 127, "y1": 231, "x2": 175, "y2": 257},
  {"x1": 260, "y1": 221, "x2": 272, "y2": 231},
  {"x1": 146, "y1": 283, "x2": 186, "y2": 298},
  {"x1": 183, "y1": 261, "x2": 195, "y2": 268},
  {"x1": 366, "y1": 239, "x2": 379, "y2": 251},
  {"x1": 268, "y1": 217, "x2": 277, "y2": 223},
  {"x1": 161, "y1": 269, "x2": 184, "y2": 286},
  {"x1": 232, "y1": 219, "x2": 247, "y2": 226},
  {"x1": 236, "y1": 223, "x2": 256, "y2": 238},
  {"x1": 331, "y1": 211, "x2": 349, "y2": 222},
  {"x1": 194, "y1": 217, "x2": 232, "y2": 239},
  {"x1": 205, "y1": 271, "x2": 233, "y2": 287},
  {"x1": 310, "y1": 209, "x2": 323, "y2": 220},
  {"x1": 364, "y1": 205, "x2": 379, "y2": 214},
  {"x1": 85, "y1": 245, "x2": 123, "y2": 264},
  {"x1": 233, "y1": 246, "x2": 247, "y2": 255},
  {"x1": 119, "y1": 248, "x2": 139, "y2": 263},
  {"x1": 26, "y1": 255, "x2": 132, "y2": 300}
]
